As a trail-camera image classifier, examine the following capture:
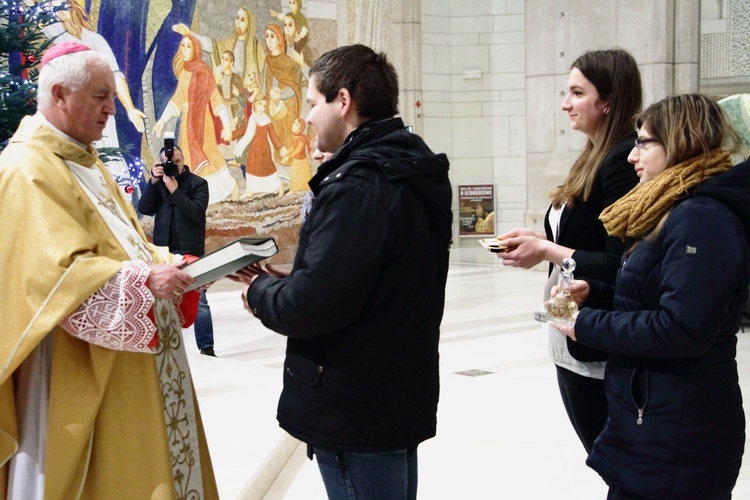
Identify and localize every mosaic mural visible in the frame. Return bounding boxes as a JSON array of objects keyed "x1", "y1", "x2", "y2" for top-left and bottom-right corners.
[{"x1": 38, "y1": 0, "x2": 336, "y2": 258}]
